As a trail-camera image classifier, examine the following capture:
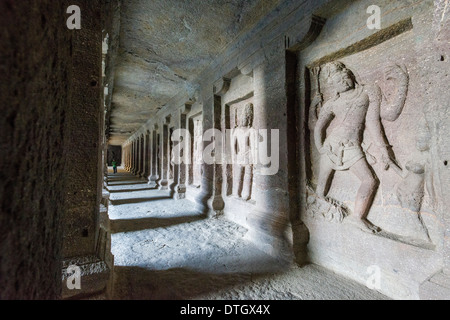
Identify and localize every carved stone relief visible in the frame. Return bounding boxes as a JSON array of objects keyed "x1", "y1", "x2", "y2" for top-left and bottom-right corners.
[
  {"x1": 192, "y1": 115, "x2": 203, "y2": 187},
  {"x1": 308, "y1": 61, "x2": 408, "y2": 233},
  {"x1": 305, "y1": 52, "x2": 437, "y2": 247},
  {"x1": 230, "y1": 102, "x2": 255, "y2": 201}
]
